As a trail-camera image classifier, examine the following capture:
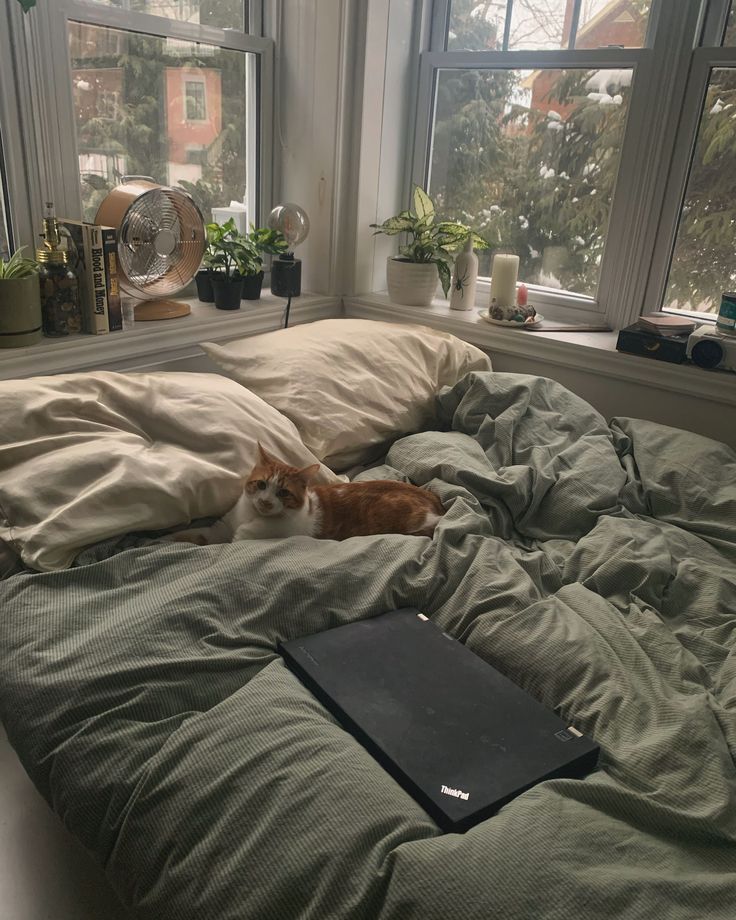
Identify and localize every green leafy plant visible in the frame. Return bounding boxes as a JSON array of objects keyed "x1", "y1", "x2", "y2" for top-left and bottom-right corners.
[
  {"x1": 203, "y1": 219, "x2": 256, "y2": 279},
  {"x1": 203, "y1": 220, "x2": 289, "y2": 279},
  {"x1": 0, "y1": 247, "x2": 38, "y2": 280},
  {"x1": 16, "y1": 0, "x2": 36, "y2": 12},
  {"x1": 371, "y1": 186, "x2": 488, "y2": 297},
  {"x1": 248, "y1": 226, "x2": 289, "y2": 260}
]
